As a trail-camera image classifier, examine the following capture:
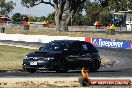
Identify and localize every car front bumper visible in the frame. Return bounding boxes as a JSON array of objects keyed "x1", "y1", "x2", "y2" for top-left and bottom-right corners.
[{"x1": 22, "y1": 60, "x2": 60, "y2": 71}]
